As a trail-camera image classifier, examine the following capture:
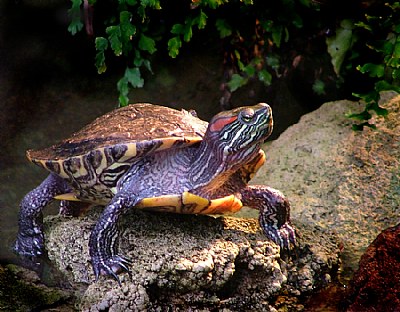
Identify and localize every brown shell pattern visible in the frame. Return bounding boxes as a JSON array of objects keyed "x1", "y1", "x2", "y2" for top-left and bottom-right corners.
[{"x1": 28, "y1": 103, "x2": 208, "y2": 162}]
